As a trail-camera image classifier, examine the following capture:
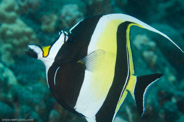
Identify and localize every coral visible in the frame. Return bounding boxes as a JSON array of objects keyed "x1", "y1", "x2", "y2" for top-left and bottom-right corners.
[
  {"x1": 163, "y1": 102, "x2": 180, "y2": 122},
  {"x1": 0, "y1": 62, "x2": 17, "y2": 108},
  {"x1": 0, "y1": 63, "x2": 16, "y2": 118},
  {"x1": 10, "y1": 82, "x2": 56, "y2": 121},
  {"x1": 41, "y1": 14, "x2": 57, "y2": 32},
  {"x1": 0, "y1": 0, "x2": 38, "y2": 65},
  {"x1": 60, "y1": 4, "x2": 84, "y2": 28},
  {"x1": 11, "y1": 82, "x2": 49, "y2": 108},
  {"x1": 150, "y1": 0, "x2": 184, "y2": 28},
  {"x1": 0, "y1": 102, "x2": 14, "y2": 118},
  {"x1": 0, "y1": 0, "x2": 183, "y2": 121},
  {"x1": 16, "y1": 0, "x2": 42, "y2": 13},
  {"x1": 0, "y1": 18, "x2": 37, "y2": 65},
  {"x1": 83, "y1": 0, "x2": 121, "y2": 15},
  {"x1": 0, "y1": 0, "x2": 19, "y2": 23},
  {"x1": 0, "y1": 62, "x2": 17, "y2": 87},
  {"x1": 48, "y1": 110, "x2": 60, "y2": 122},
  {"x1": 133, "y1": 34, "x2": 178, "y2": 82},
  {"x1": 19, "y1": 105, "x2": 41, "y2": 121}
]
